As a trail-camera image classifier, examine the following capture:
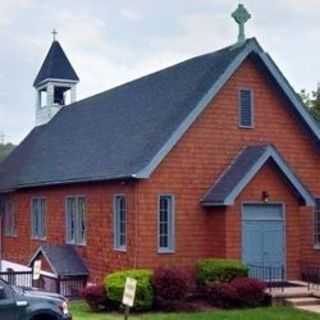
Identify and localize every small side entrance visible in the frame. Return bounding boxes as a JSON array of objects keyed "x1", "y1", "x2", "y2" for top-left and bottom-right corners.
[{"x1": 242, "y1": 204, "x2": 286, "y2": 281}]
